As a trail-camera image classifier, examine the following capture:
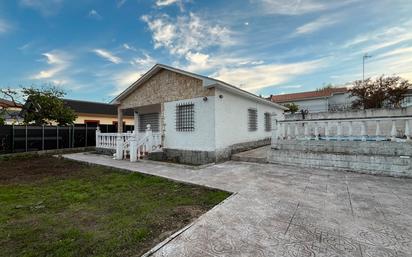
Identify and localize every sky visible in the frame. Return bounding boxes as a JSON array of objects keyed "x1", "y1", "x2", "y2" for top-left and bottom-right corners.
[{"x1": 0, "y1": 0, "x2": 411, "y2": 102}]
